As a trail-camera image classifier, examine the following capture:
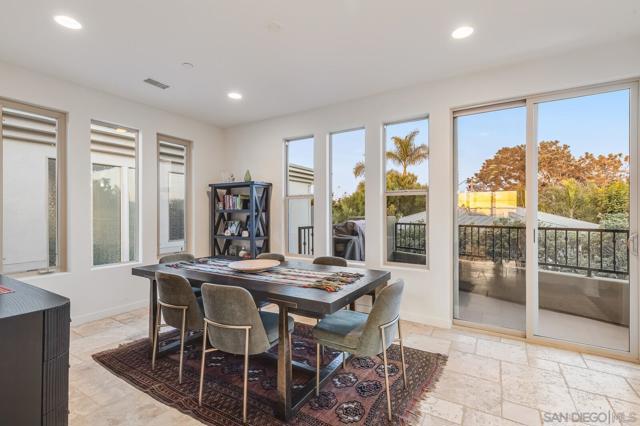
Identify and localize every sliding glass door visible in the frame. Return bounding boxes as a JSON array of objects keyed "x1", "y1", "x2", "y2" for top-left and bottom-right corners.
[
  {"x1": 454, "y1": 81, "x2": 638, "y2": 355},
  {"x1": 532, "y1": 86, "x2": 637, "y2": 352},
  {"x1": 454, "y1": 104, "x2": 527, "y2": 331}
]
